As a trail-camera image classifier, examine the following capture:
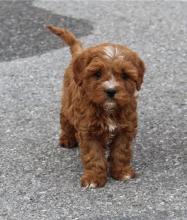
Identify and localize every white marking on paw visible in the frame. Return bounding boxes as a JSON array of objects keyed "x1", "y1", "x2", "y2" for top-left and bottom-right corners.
[
  {"x1": 122, "y1": 175, "x2": 131, "y2": 181},
  {"x1": 84, "y1": 185, "x2": 89, "y2": 189},
  {"x1": 89, "y1": 183, "x2": 97, "y2": 188},
  {"x1": 84, "y1": 182, "x2": 97, "y2": 189}
]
